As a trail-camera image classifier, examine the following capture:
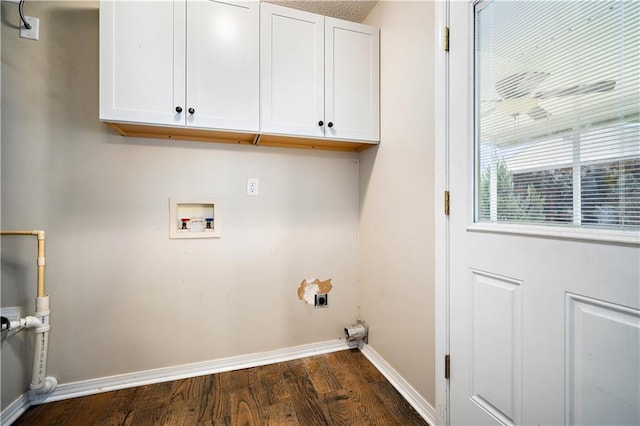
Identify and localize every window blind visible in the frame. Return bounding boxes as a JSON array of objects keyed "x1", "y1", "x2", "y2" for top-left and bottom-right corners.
[{"x1": 475, "y1": 0, "x2": 639, "y2": 230}]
